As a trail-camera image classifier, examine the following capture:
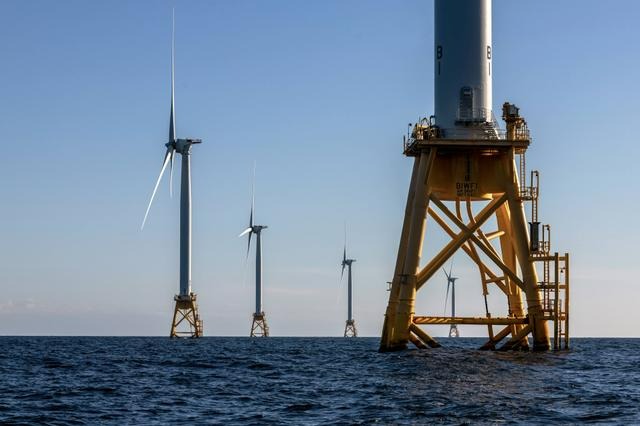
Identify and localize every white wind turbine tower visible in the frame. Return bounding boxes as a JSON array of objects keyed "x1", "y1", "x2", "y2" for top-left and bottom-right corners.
[
  {"x1": 239, "y1": 166, "x2": 269, "y2": 337},
  {"x1": 141, "y1": 11, "x2": 203, "y2": 338},
  {"x1": 341, "y1": 228, "x2": 357, "y2": 337}
]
